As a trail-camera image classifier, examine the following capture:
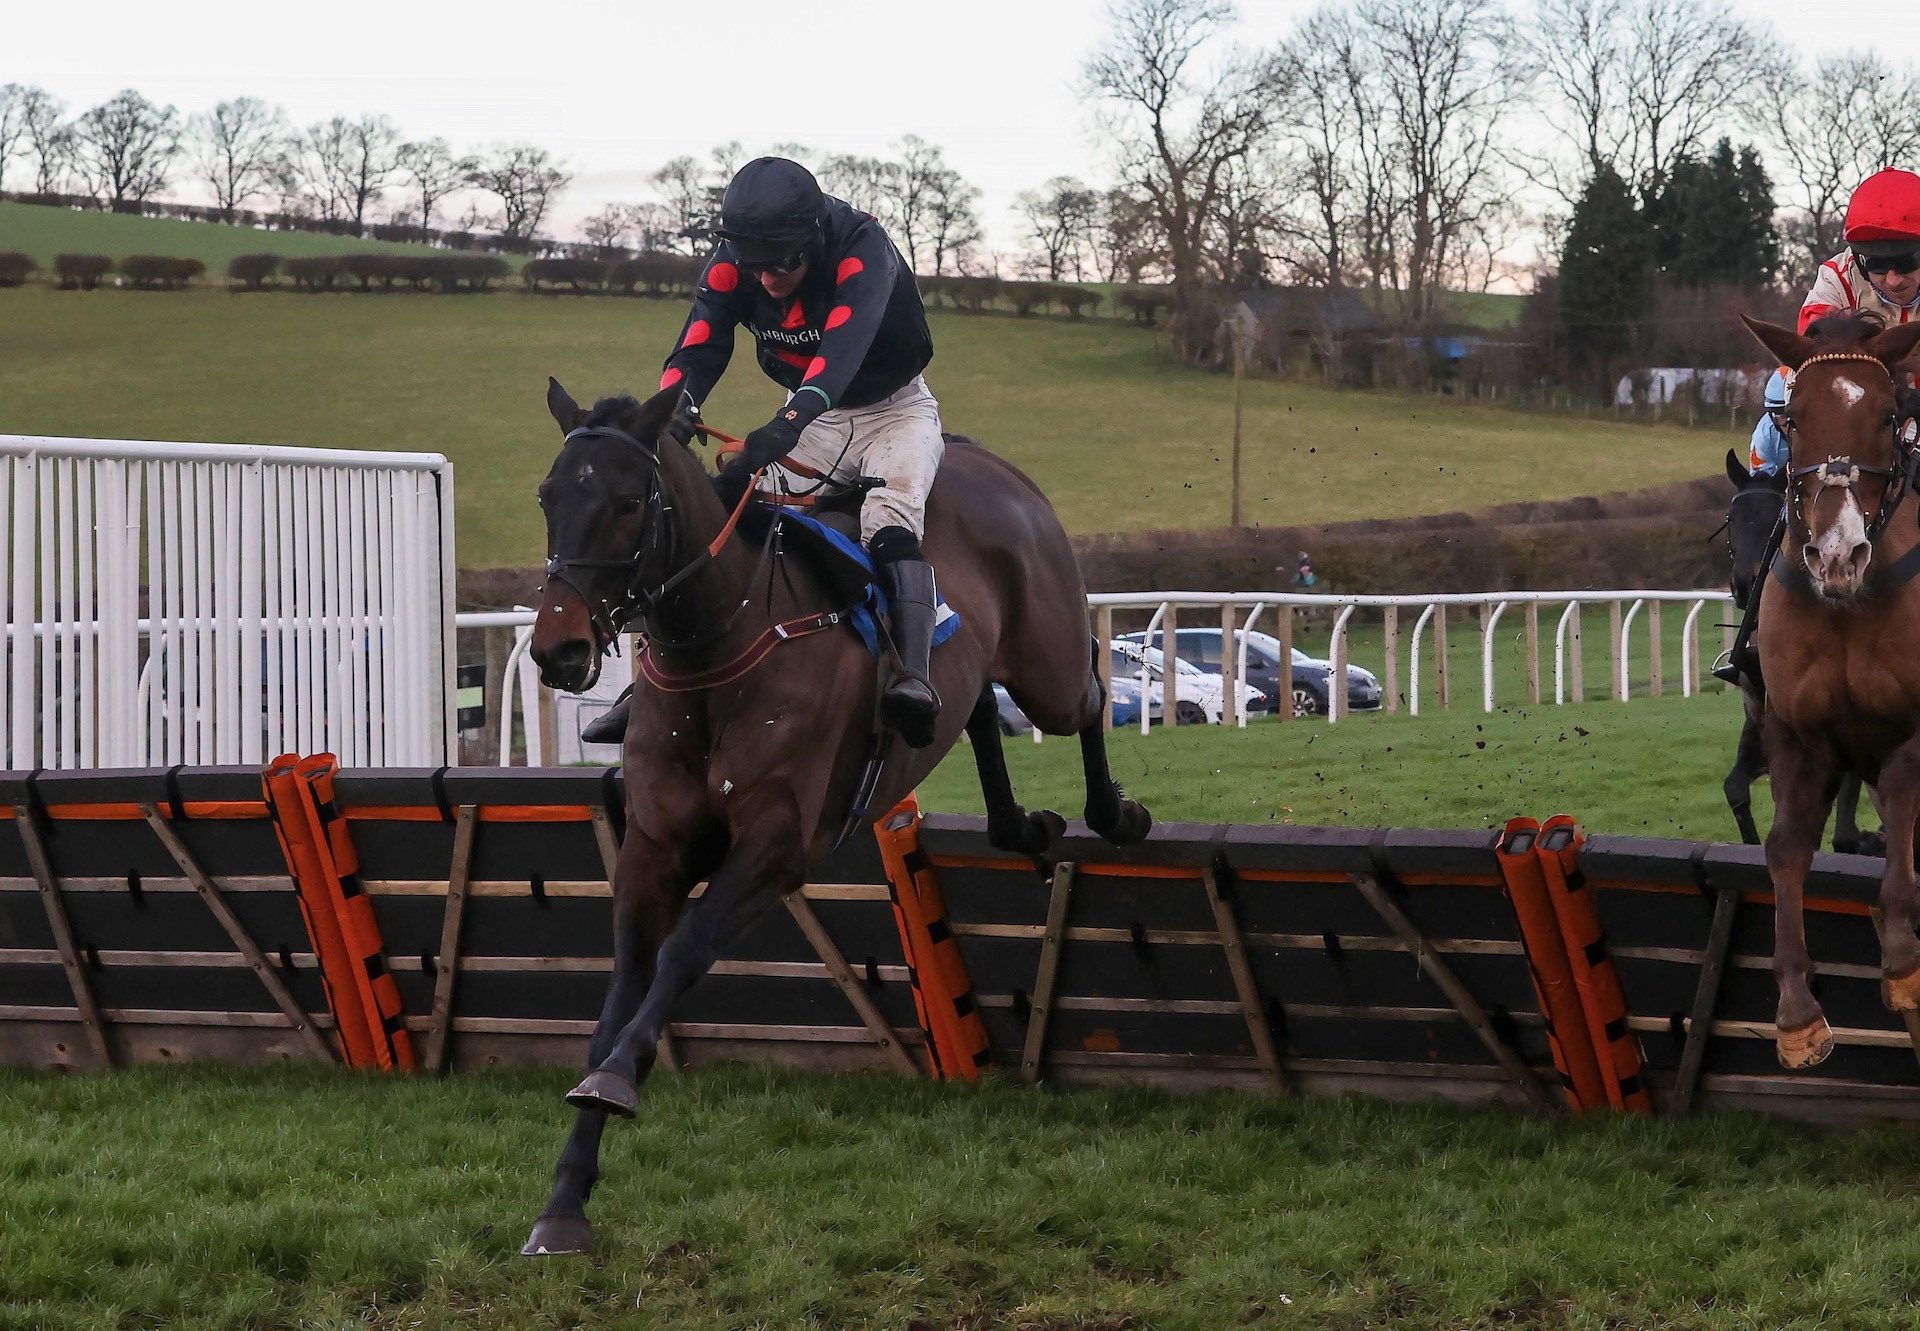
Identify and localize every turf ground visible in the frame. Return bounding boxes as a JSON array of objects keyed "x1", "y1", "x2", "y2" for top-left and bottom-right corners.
[
  {"x1": 0, "y1": 284, "x2": 1729, "y2": 567},
  {"x1": 7, "y1": 1059, "x2": 1920, "y2": 1331}
]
